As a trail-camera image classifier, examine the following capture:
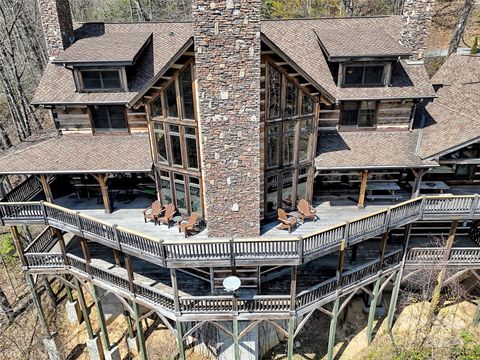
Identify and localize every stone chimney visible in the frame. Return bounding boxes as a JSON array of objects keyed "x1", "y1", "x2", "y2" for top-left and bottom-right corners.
[
  {"x1": 193, "y1": 0, "x2": 261, "y2": 237},
  {"x1": 38, "y1": 0, "x2": 74, "y2": 58},
  {"x1": 401, "y1": 0, "x2": 436, "y2": 59}
]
